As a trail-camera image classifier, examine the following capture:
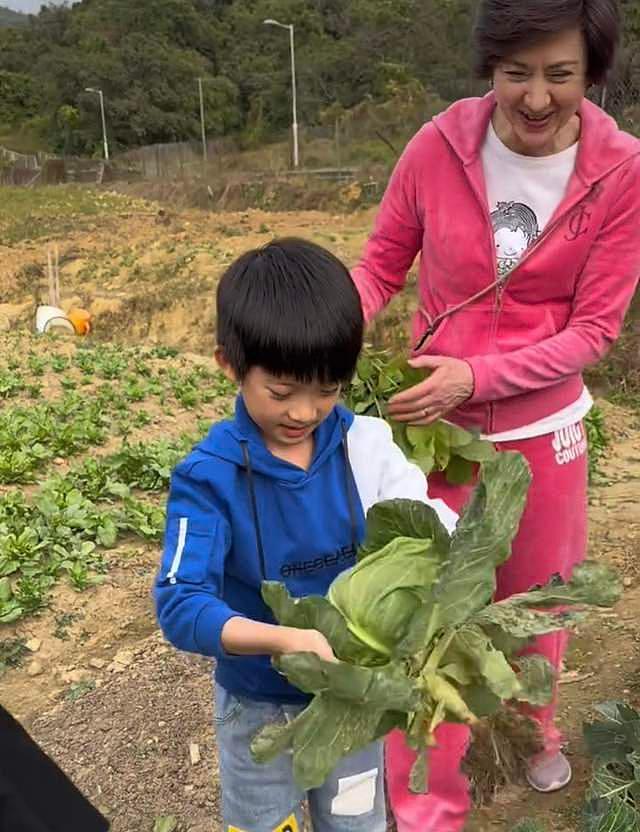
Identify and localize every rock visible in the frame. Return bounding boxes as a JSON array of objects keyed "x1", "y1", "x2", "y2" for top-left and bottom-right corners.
[
  {"x1": 26, "y1": 638, "x2": 42, "y2": 653},
  {"x1": 112, "y1": 649, "x2": 134, "y2": 667},
  {"x1": 61, "y1": 669, "x2": 92, "y2": 684},
  {"x1": 623, "y1": 576, "x2": 633, "y2": 588},
  {"x1": 189, "y1": 743, "x2": 201, "y2": 765},
  {"x1": 89, "y1": 658, "x2": 107, "y2": 669},
  {"x1": 27, "y1": 660, "x2": 44, "y2": 677}
]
